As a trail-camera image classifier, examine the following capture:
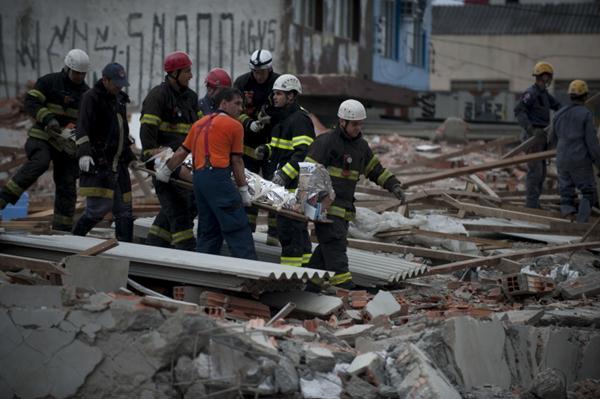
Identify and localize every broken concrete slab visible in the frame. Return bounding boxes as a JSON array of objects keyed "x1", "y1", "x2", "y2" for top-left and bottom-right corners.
[
  {"x1": 538, "y1": 307, "x2": 600, "y2": 328},
  {"x1": 261, "y1": 290, "x2": 343, "y2": 316},
  {"x1": 343, "y1": 375, "x2": 378, "y2": 399},
  {"x1": 347, "y1": 352, "x2": 382, "y2": 375},
  {"x1": 334, "y1": 324, "x2": 374, "y2": 345},
  {"x1": 10, "y1": 308, "x2": 66, "y2": 329},
  {"x1": 391, "y1": 343, "x2": 461, "y2": 399},
  {"x1": 365, "y1": 290, "x2": 403, "y2": 319},
  {"x1": 493, "y1": 309, "x2": 544, "y2": 325},
  {"x1": 0, "y1": 285, "x2": 63, "y2": 308},
  {"x1": 305, "y1": 346, "x2": 336, "y2": 372},
  {"x1": 559, "y1": 271, "x2": 600, "y2": 299},
  {"x1": 63, "y1": 255, "x2": 129, "y2": 293},
  {"x1": 300, "y1": 371, "x2": 343, "y2": 399},
  {"x1": 525, "y1": 368, "x2": 566, "y2": 399}
]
